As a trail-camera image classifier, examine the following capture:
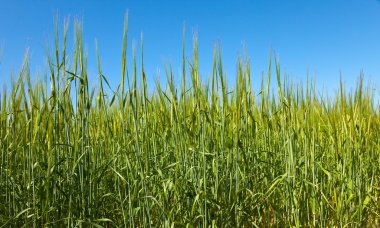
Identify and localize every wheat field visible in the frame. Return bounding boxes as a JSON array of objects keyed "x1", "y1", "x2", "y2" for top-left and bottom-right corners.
[{"x1": 0, "y1": 17, "x2": 379, "y2": 227}]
